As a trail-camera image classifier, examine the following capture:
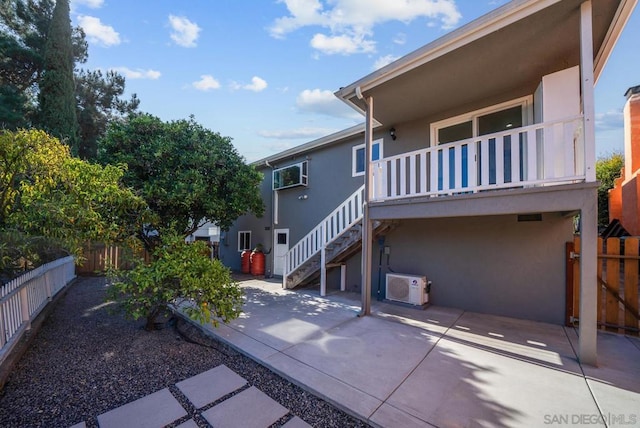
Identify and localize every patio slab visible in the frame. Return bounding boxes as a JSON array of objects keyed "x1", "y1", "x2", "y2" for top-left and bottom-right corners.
[
  {"x1": 176, "y1": 364, "x2": 247, "y2": 408},
  {"x1": 96, "y1": 388, "x2": 186, "y2": 428},
  {"x1": 381, "y1": 336, "x2": 600, "y2": 427},
  {"x1": 282, "y1": 315, "x2": 440, "y2": 401},
  {"x1": 201, "y1": 386, "x2": 288, "y2": 428},
  {"x1": 188, "y1": 279, "x2": 640, "y2": 428}
]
